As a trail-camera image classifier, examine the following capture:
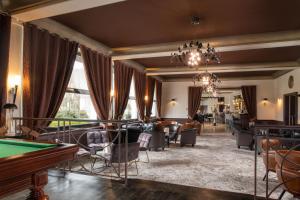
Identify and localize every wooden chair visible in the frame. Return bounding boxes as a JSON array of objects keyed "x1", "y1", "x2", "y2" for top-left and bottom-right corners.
[
  {"x1": 275, "y1": 150, "x2": 300, "y2": 199},
  {"x1": 0, "y1": 126, "x2": 8, "y2": 137},
  {"x1": 17, "y1": 125, "x2": 40, "y2": 140}
]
